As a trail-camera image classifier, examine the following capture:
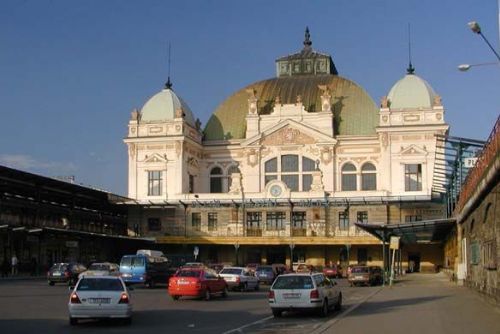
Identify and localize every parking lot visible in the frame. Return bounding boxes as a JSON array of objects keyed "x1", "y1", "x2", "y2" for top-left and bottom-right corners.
[{"x1": 0, "y1": 278, "x2": 379, "y2": 334}]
